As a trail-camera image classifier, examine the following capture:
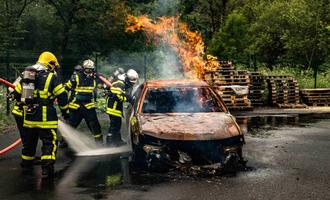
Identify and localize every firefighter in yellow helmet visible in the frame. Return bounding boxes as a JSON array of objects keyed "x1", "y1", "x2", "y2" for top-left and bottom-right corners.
[
  {"x1": 106, "y1": 69, "x2": 138, "y2": 145},
  {"x1": 8, "y1": 57, "x2": 55, "y2": 164},
  {"x1": 65, "y1": 59, "x2": 102, "y2": 144},
  {"x1": 12, "y1": 51, "x2": 69, "y2": 178}
]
